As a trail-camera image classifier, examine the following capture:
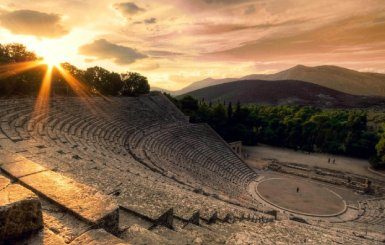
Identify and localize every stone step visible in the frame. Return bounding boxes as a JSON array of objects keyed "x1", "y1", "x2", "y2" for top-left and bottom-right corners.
[
  {"x1": 0, "y1": 151, "x2": 26, "y2": 166},
  {"x1": 0, "y1": 174, "x2": 10, "y2": 190},
  {"x1": 20, "y1": 171, "x2": 119, "y2": 234},
  {"x1": 0, "y1": 175, "x2": 43, "y2": 241},
  {"x1": 0, "y1": 157, "x2": 119, "y2": 235},
  {"x1": 69, "y1": 229, "x2": 129, "y2": 245},
  {"x1": 14, "y1": 228, "x2": 66, "y2": 245},
  {"x1": 121, "y1": 224, "x2": 169, "y2": 245},
  {"x1": 1, "y1": 158, "x2": 47, "y2": 178},
  {"x1": 41, "y1": 199, "x2": 91, "y2": 243},
  {"x1": 119, "y1": 209, "x2": 153, "y2": 231},
  {"x1": 151, "y1": 226, "x2": 195, "y2": 245}
]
